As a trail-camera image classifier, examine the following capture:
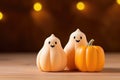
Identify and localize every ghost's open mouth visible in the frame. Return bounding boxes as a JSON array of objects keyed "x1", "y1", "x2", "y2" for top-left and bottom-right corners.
[
  {"x1": 76, "y1": 40, "x2": 80, "y2": 42},
  {"x1": 51, "y1": 45, "x2": 55, "y2": 48}
]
